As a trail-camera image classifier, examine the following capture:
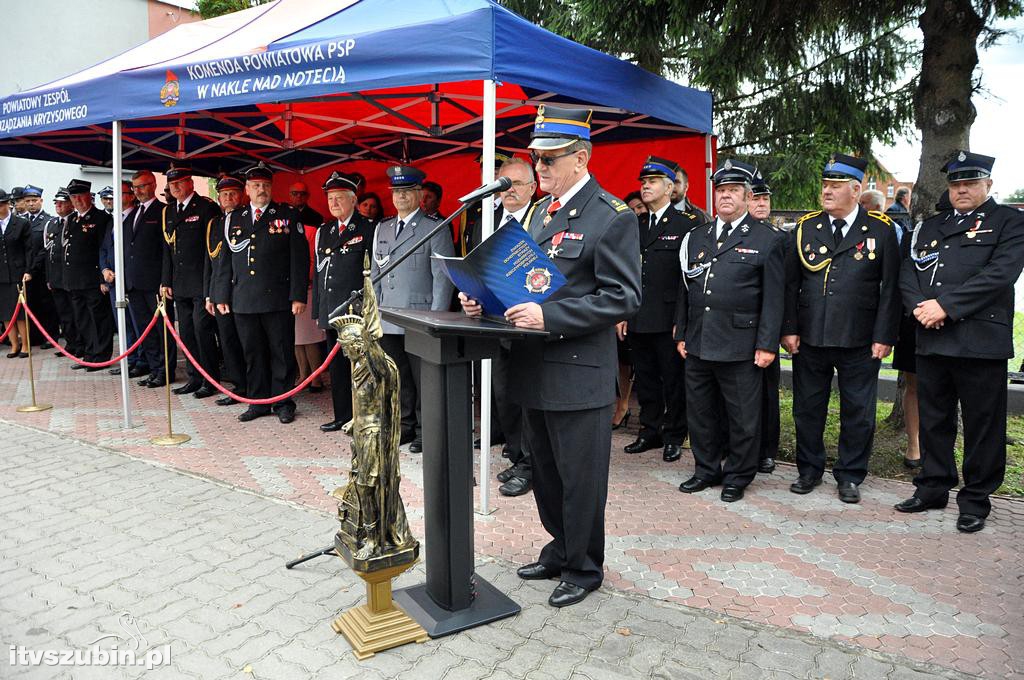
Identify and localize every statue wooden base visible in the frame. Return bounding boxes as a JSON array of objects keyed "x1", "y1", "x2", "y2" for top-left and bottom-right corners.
[{"x1": 332, "y1": 561, "x2": 428, "y2": 660}]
